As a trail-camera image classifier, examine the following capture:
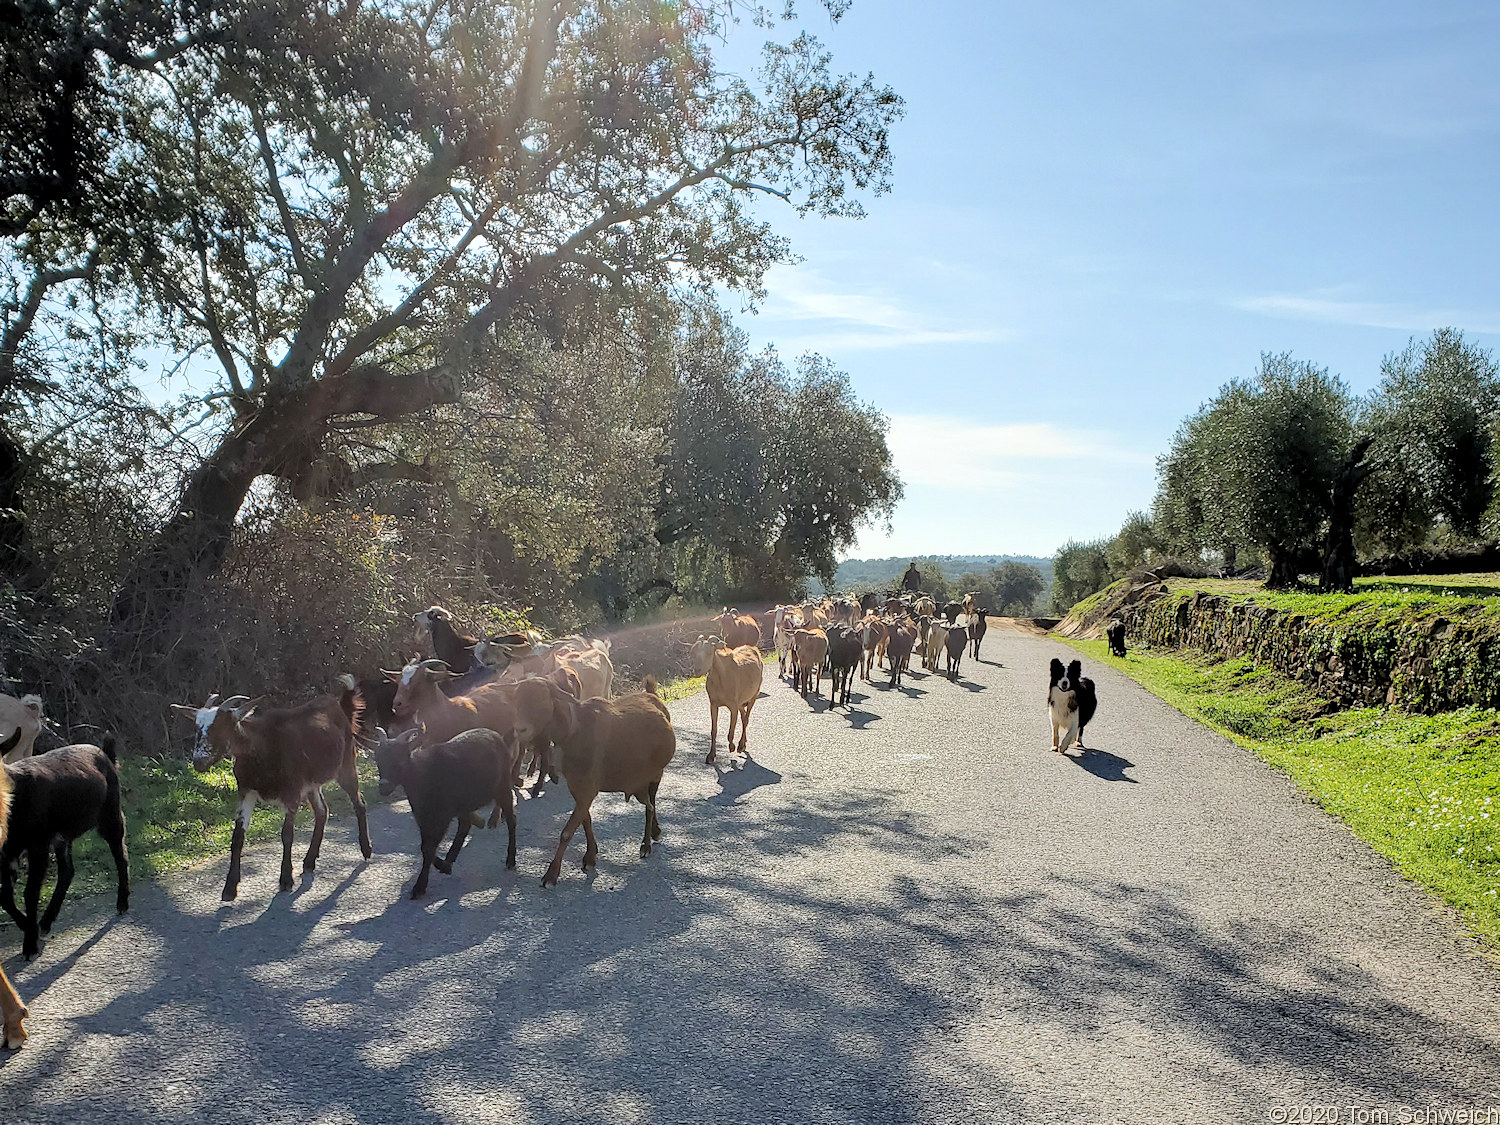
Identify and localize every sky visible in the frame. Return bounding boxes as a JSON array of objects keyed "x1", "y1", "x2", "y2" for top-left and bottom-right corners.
[{"x1": 717, "y1": 1, "x2": 1500, "y2": 559}]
